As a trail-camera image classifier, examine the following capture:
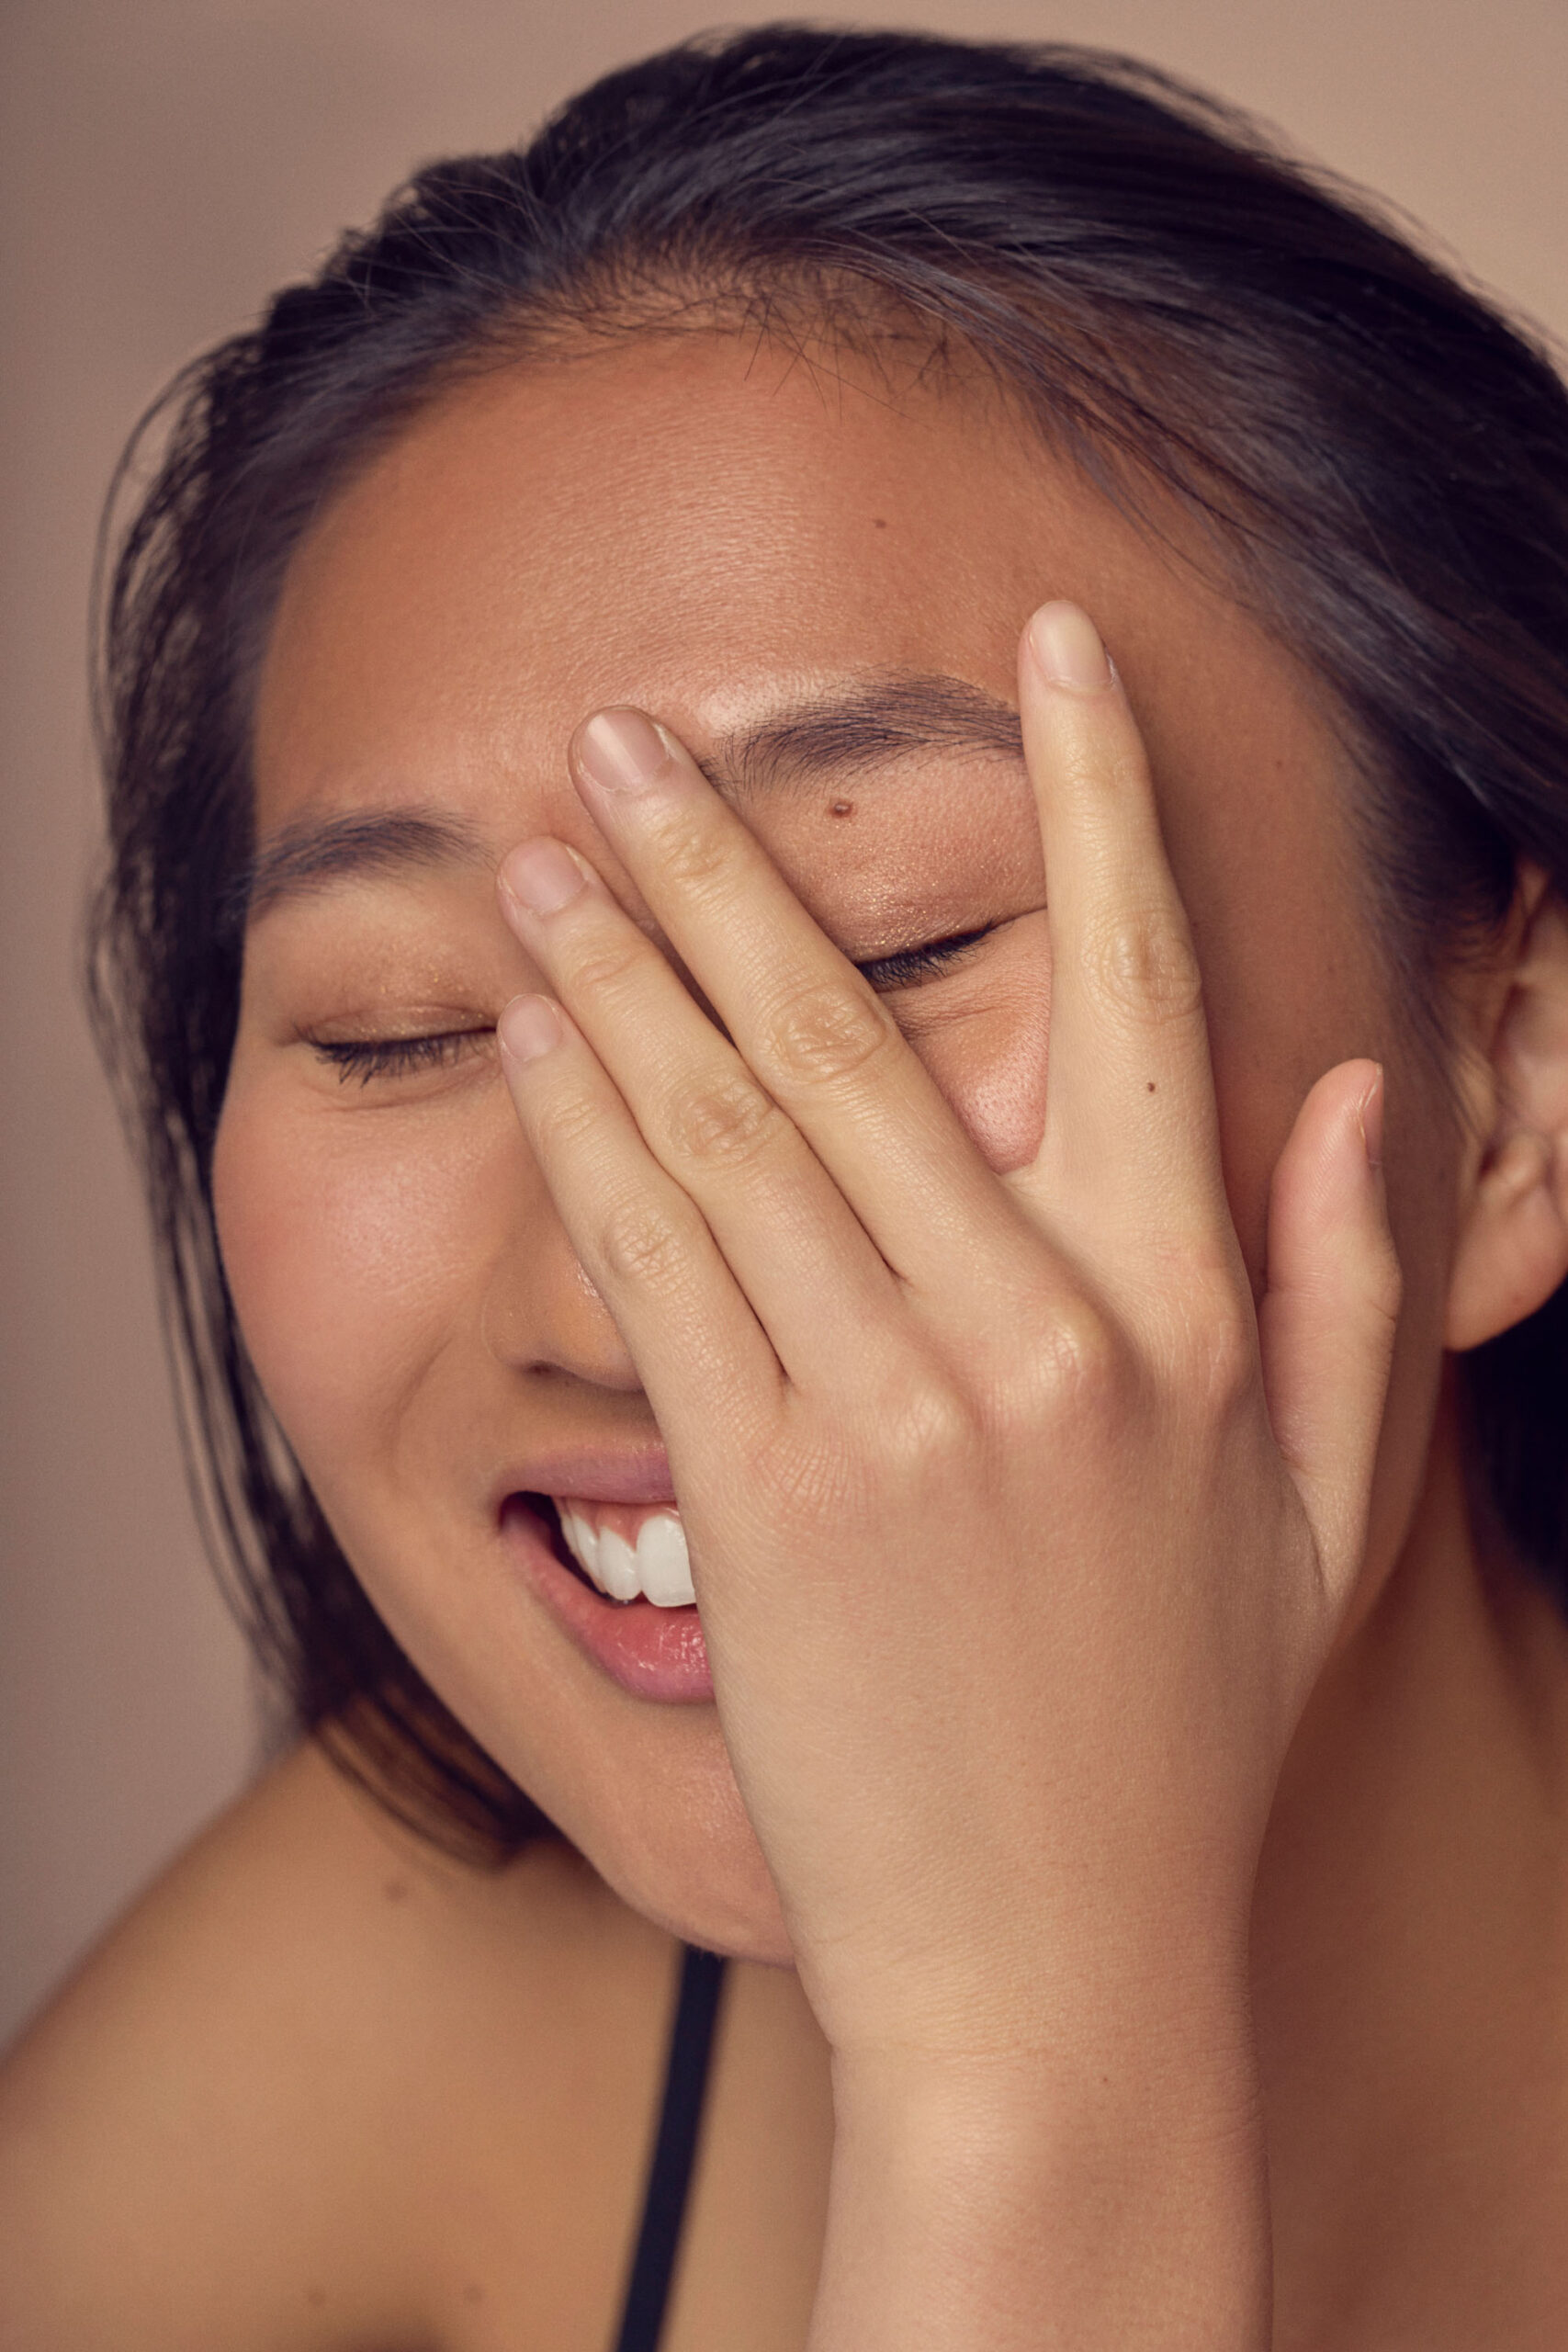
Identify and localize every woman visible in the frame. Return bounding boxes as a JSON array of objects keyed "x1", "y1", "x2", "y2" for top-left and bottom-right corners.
[{"x1": 3, "y1": 24, "x2": 1566, "y2": 2346}]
